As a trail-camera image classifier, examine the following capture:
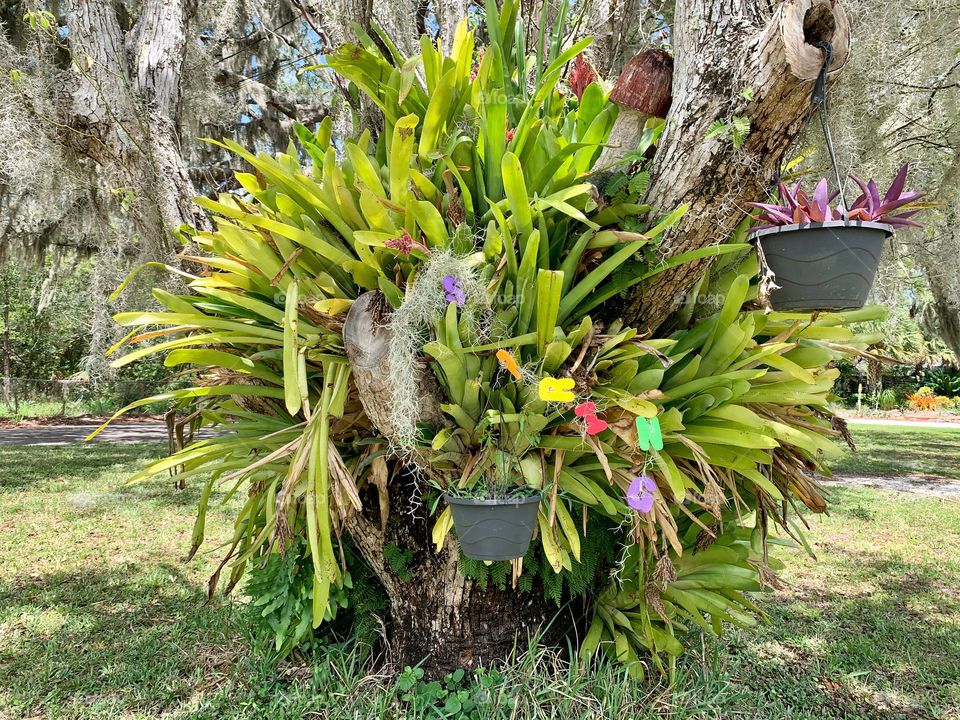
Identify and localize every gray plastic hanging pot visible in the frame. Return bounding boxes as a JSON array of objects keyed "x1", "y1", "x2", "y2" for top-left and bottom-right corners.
[
  {"x1": 751, "y1": 220, "x2": 892, "y2": 312},
  {"x1": 444, "y1": 493, "x2": 541, "y2": 561}
]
